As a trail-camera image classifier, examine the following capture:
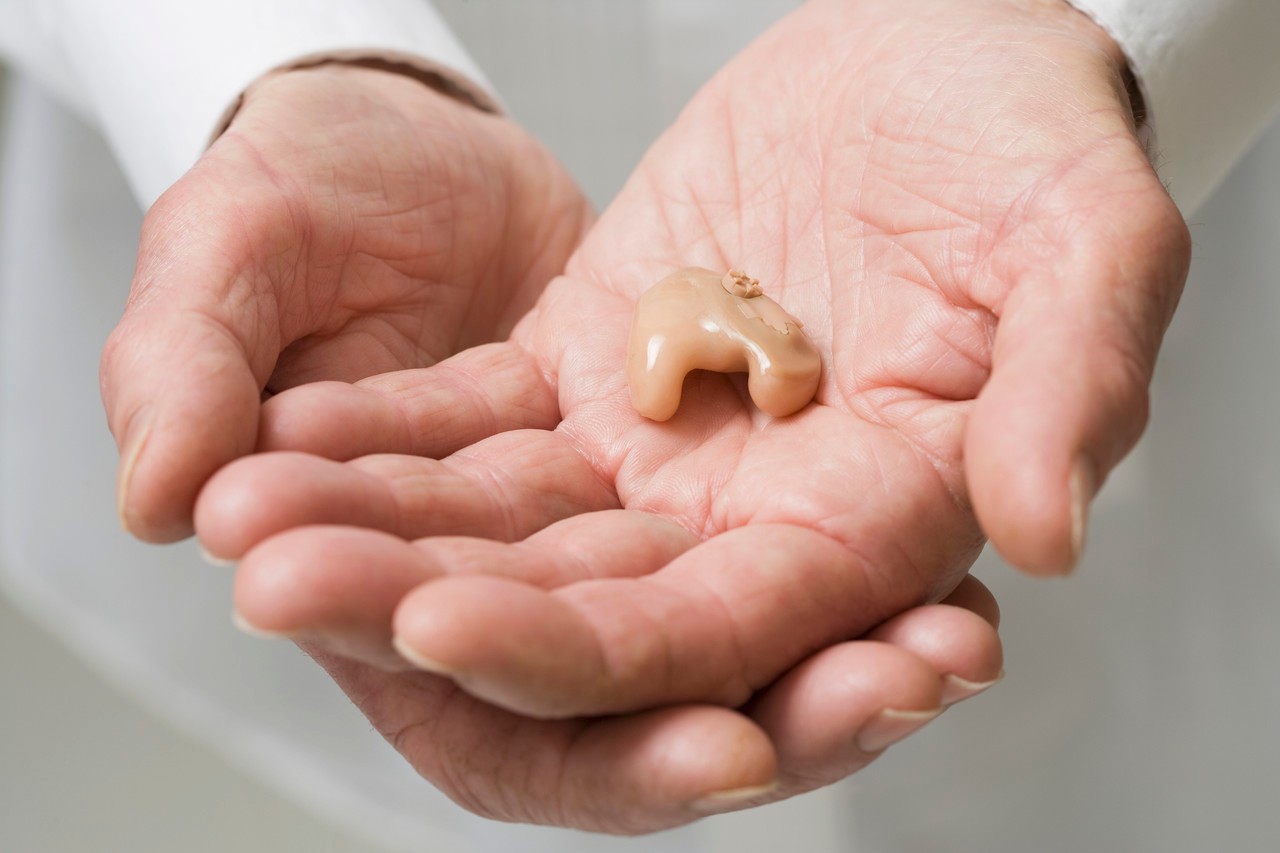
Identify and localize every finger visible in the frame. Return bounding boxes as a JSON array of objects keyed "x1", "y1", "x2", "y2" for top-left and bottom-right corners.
[
  {"x1": 102, "y1": 303, "x2": 268, "y2": 543},
  {"x1": 390, "y1": 524, "x2": 920, "y2": 718},
  {"x1": 755, "y1": 588, "x2": 1003, "y2": 794},
  {"x1": 100, "y1": 166, "x2": 293, "y2": 543},
  {"x1": 422, "y1": 510, "x2": 700, "y2": 587},
  {"x1": 966, "y1": 156, "x2": 1191, "y2": 575},
  {"x1": 195, "y1": 429, "x2": 618, "y2": 560},
  {"x1": 312, "y1": 652, "x2": 777, "y2": 834},
  {"x1": 233, "y1": 527, "x2": 444, "y2": 669},
  {"x1": 257, "y1": 342, "x2": 559, "y2": 460},
  {"x1": 936, "y1": 573, "x2": 1000, "y2": 628},
  {"x1": 233, "y1": 512, "x2": 697, "y2": 669},
  {"x1": 748, "y1": 642, "x2": 942, "y2": 793},
  {"x1": 866, "y1": 598, "x2": 1004, "y2": 706}
]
